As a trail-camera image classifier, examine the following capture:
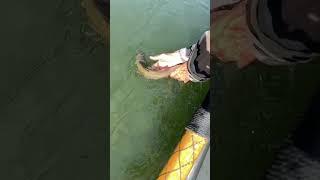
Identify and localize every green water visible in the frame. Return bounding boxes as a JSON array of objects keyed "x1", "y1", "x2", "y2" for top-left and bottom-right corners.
[{"x1": 110, "y1": 0, "x2": 209, "y2": 179}]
